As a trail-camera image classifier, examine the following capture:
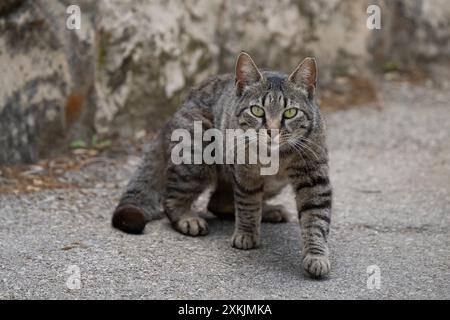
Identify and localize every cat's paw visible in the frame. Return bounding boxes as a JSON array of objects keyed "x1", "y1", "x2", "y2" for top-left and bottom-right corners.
[
  {"x1": 302, "y1": 253, "x2": 331, "y2": 278},
  {"x1": 231, "y1": 232, "x2": 260, "y2": 250},
  {"x1": 262, "y1": 204, "x2": 290, "y2": 223},
  {"x1": 112, "y1": 204, "x2": 147, "y2": 234},
  {"x1": 174, "y1": 216, "x2": 209, "y2": 236}
]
